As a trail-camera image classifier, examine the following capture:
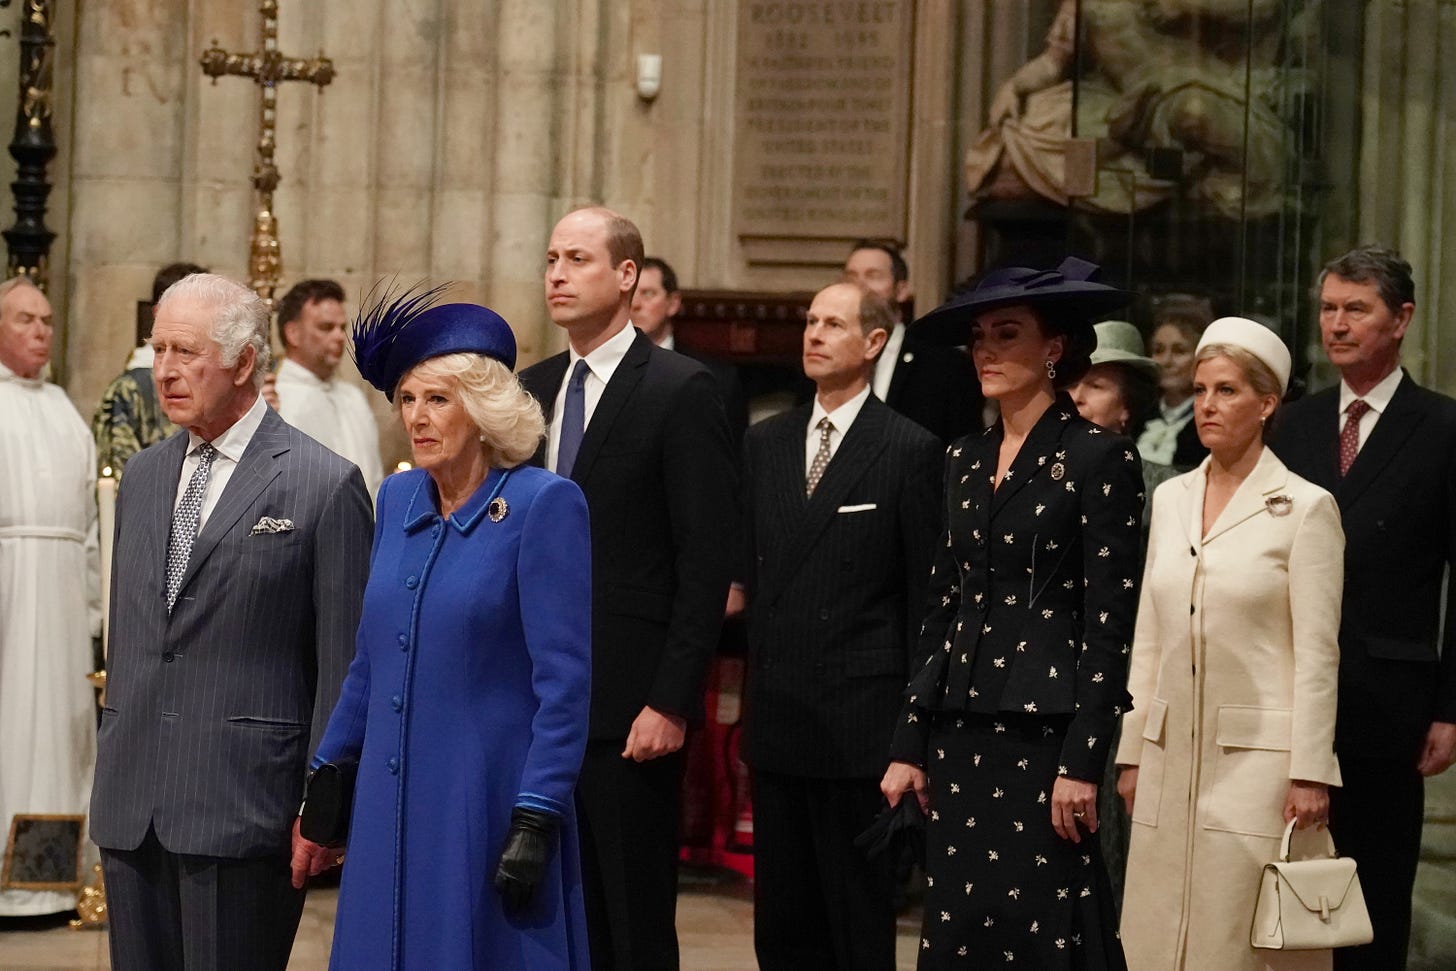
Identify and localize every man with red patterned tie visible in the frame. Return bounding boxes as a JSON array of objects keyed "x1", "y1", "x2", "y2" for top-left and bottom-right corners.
[{"x1": 1273, "y1": 246, "x2": 1456, "y2": 971}]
